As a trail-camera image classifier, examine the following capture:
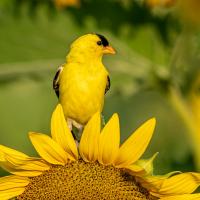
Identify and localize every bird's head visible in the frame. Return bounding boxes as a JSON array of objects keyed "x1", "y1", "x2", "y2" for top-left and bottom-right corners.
[{"x1": 66, "y1": 33, "x2": 116, "y2": 63}]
